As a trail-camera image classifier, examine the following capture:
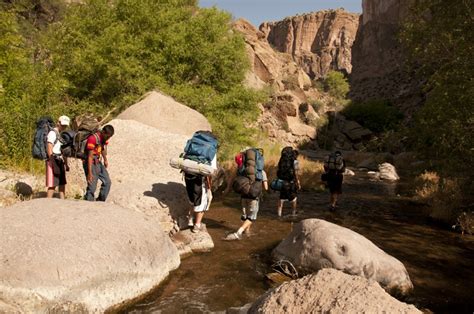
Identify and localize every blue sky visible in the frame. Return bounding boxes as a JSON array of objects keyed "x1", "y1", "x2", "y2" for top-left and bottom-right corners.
[{"x1": 199, "y1": 0, "x2": 362, "y2": 27}]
